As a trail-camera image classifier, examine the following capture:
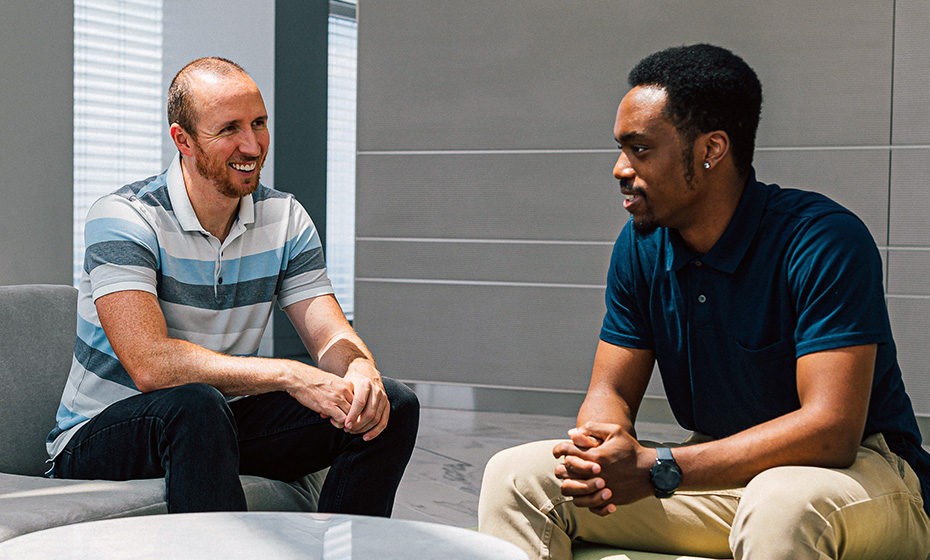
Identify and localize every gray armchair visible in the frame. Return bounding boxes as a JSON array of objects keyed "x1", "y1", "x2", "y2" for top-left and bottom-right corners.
[{"x1": 0, "y1": 284, "x2": 324, "y2": 542}]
